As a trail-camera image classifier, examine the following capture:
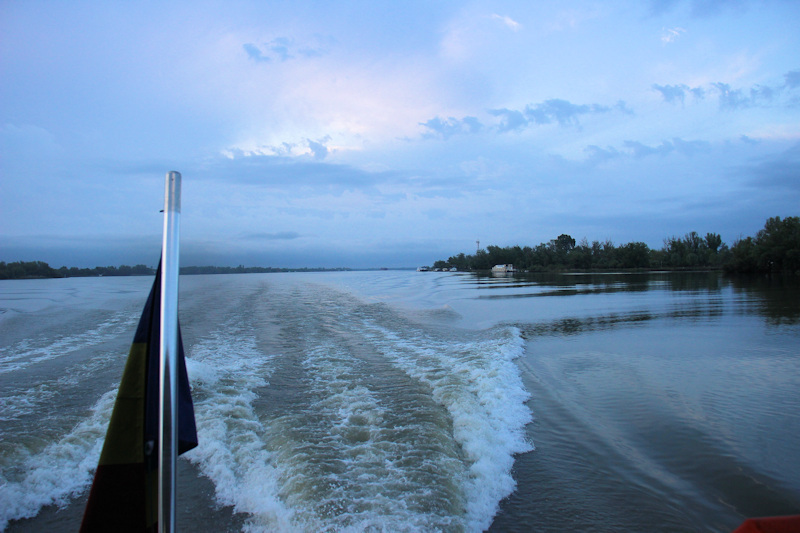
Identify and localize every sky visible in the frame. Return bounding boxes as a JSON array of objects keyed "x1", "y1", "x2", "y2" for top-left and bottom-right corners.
[{"x1": 1, "y1": 0, "x2": 799, "y2": 268}]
